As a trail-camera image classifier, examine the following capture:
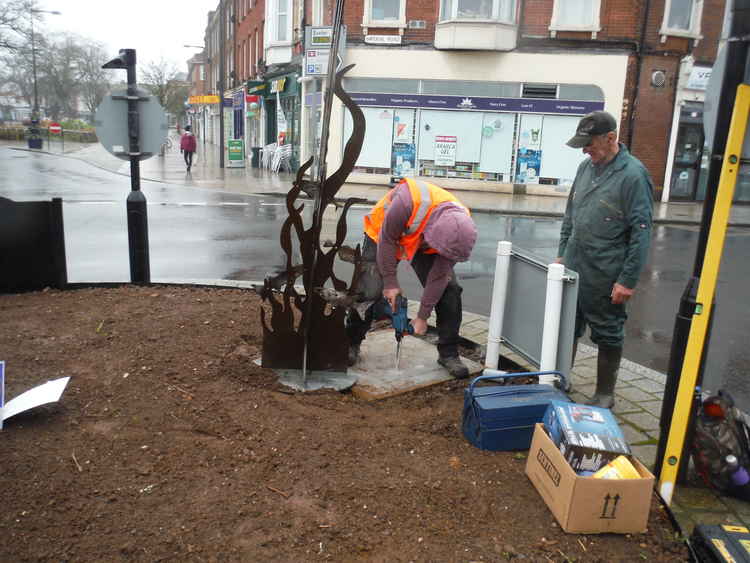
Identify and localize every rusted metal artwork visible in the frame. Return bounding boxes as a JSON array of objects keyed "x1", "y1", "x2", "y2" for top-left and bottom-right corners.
[{"x1": 259, "y1": 64, "x2": 366, "y2": 374}]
